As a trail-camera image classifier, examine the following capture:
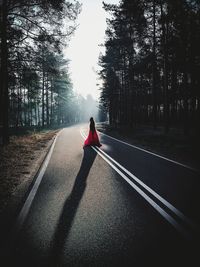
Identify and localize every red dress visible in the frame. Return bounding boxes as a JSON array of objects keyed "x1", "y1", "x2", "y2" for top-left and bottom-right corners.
[{"x1": 84, "y1": 128, "x2": 102, "y2": 147}]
